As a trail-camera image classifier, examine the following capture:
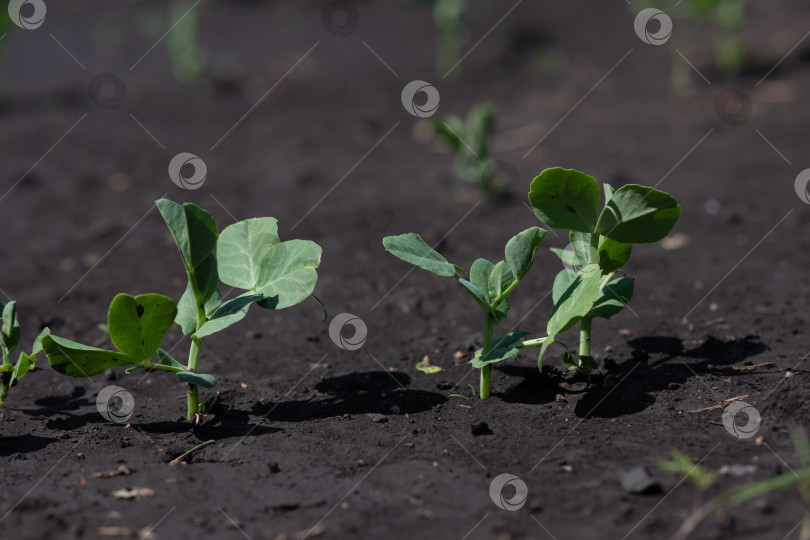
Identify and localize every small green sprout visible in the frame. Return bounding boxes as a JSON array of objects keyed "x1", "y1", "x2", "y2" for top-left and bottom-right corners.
[
  {"x1": 673, "y1": 428, "x2": 810, "y2": 540},
  {"x1": 0, "y1": 301, "x2": 49, "y2": 407},
  {"x1": 528, "y1": 167, "x2": 681, "y2": 374},
  {"x1": 43, "y1": 198, "x2": 322, "y2": 420},
  {"x1": 659, "y1": 450, "x2": 718, "y2": 509},
  {"x1": 383, "y1": 226, "x2": 547, "y2": 399},
  {"x1": 433, "y1": 103, "x2": 505, "y2": 194},
  {"x1": 421, "y1": 0, "x2": 466, "y2": 77}
]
